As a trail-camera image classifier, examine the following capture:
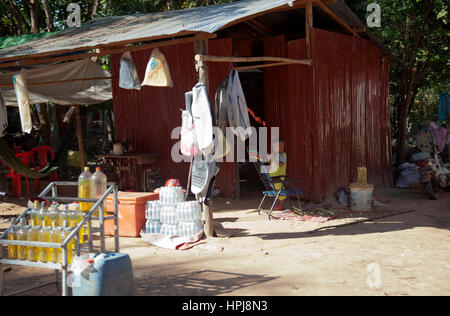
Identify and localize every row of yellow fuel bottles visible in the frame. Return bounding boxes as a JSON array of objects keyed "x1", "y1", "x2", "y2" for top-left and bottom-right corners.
[
  {"x1": 7, "y1": 204, "x2": 81, "y2": 264},
  {"x1": 8, "y1": 218, "x2": 75, "y2": 264},
  {"x1": 29, "y1": 201, "x2": 87, "y2": 242}
]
